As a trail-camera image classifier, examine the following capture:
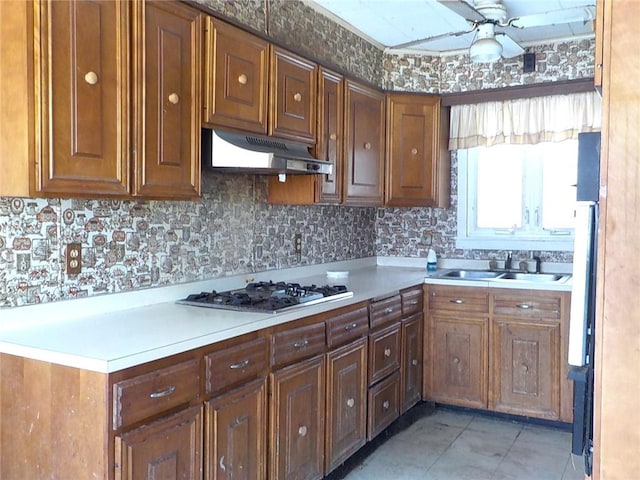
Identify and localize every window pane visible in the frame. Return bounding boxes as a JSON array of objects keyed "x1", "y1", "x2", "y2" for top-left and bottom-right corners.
[
  {"x1": 475, "y1": 147, "x2": 523, "y2": 229},
  {"x1": 541, "y1": 140, "x2": 578, "y2": 229}
]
